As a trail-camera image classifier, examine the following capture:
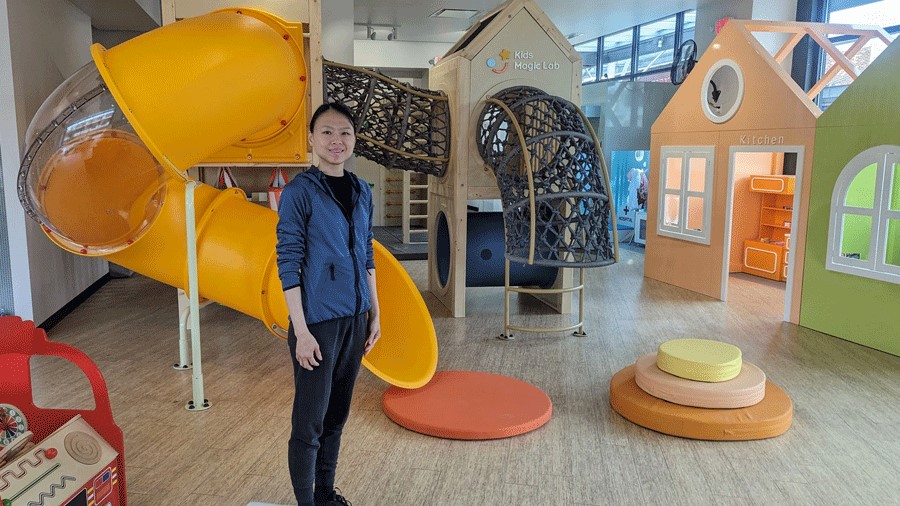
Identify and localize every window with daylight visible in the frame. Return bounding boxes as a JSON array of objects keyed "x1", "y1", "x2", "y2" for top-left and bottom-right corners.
[
  {"x1": 580, "y1": 10, "x2": 695, "y2": 84},
  {"x1": 657, "y1": 147, "x2": 715, "y2": 244},
  {"x1": 827, "y1": 145, "x2": 900, "y2": 284},
  {"x1": 576, "y1": 39, "x2": 599, "y2": 83},
  {"x1": 818, "y1": 0, "x2": 899, "y2": 109},
  {"x1": 637, "y1": 16, "x2": 677, "y2": 75},
  {"x1": 600, "y1": 29, "x2": 634, "y2": 80}
]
